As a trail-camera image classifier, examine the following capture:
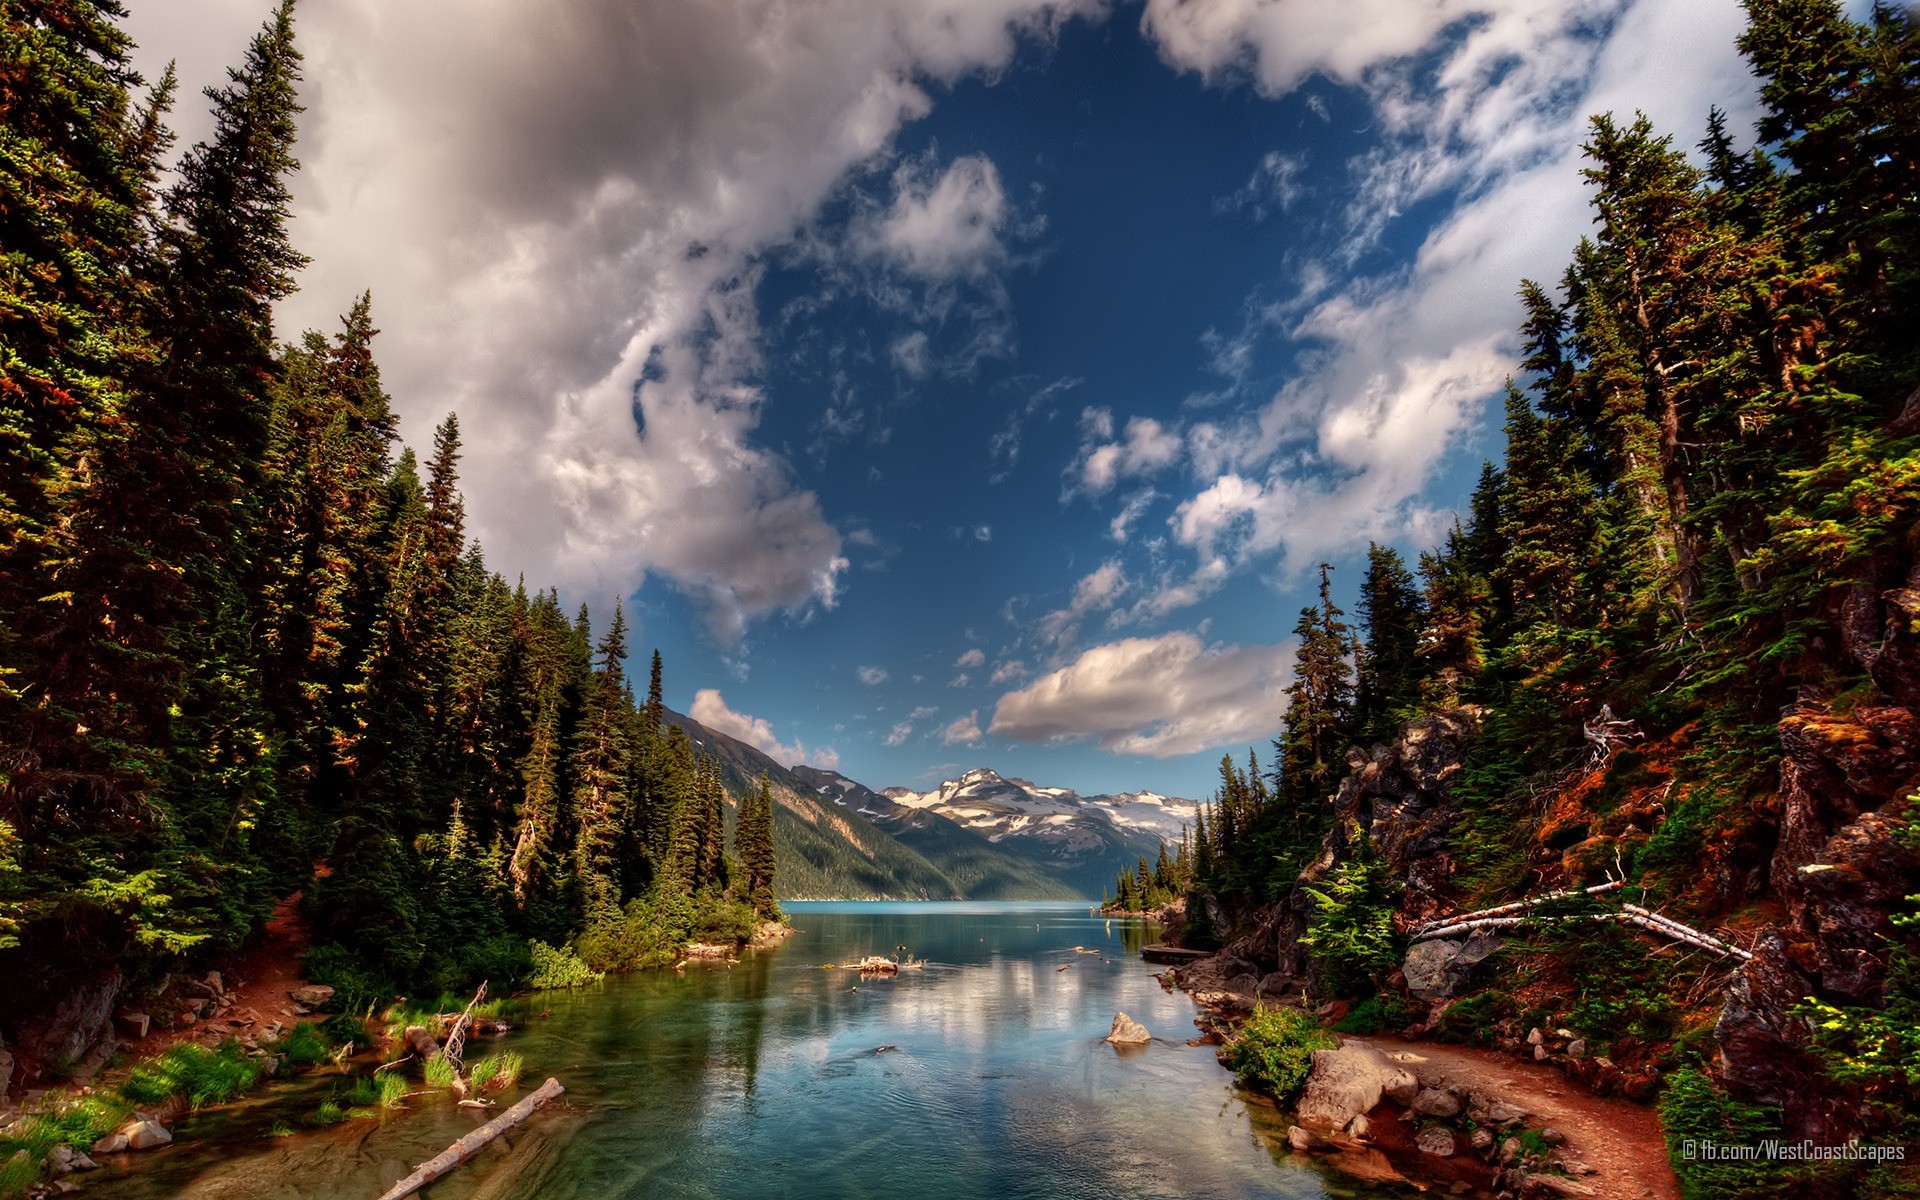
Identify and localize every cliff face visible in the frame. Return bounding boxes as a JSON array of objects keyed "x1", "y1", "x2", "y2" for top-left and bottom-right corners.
[
  {"x1": 1716, "y1": 581, "x2": 1920, "y2": 1140},
  {"x1": 1208, "y1": 708, "x2": 1479, "y2": 992}
]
